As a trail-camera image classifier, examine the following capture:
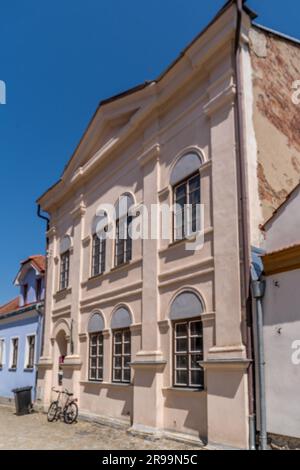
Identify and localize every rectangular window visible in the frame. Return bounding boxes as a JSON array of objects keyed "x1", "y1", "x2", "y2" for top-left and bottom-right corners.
[
  {"x1": 11, "y1": 338, "x2": 19, "y2": 370},
  {"x1": 113, "y1": 329, "x2": 131, "y2": 383},
  {"x1": 0, "y1": 339, "x2": 4, "y2": 368},
  {"x1": 23, "y1": 284, "x2": 29, "y2": 305},
  {"x1": 92, "y1": 232, "x2": 106, "y2": 277},
  {"x1": 60, "y1": 251, "x2": 70, "y2": 291},
  {"x1": 26, "y1": 335, "x2": 35, "y2": 369},
  {"x1": 173, "y1": 320, "x2": 204, "y2": 388},
  {"x1": 89, "y1": 333, "x2": 104, "y2": 382},
  {"x1": 115, "y1": 217, "x2": 132, "y2": 267},
  {"x1": 36, "y1": 278, "x2": 42, "y2": 301},
  {"x1": 173, "y1": 173, "x2": 201, "y2": 241}
]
